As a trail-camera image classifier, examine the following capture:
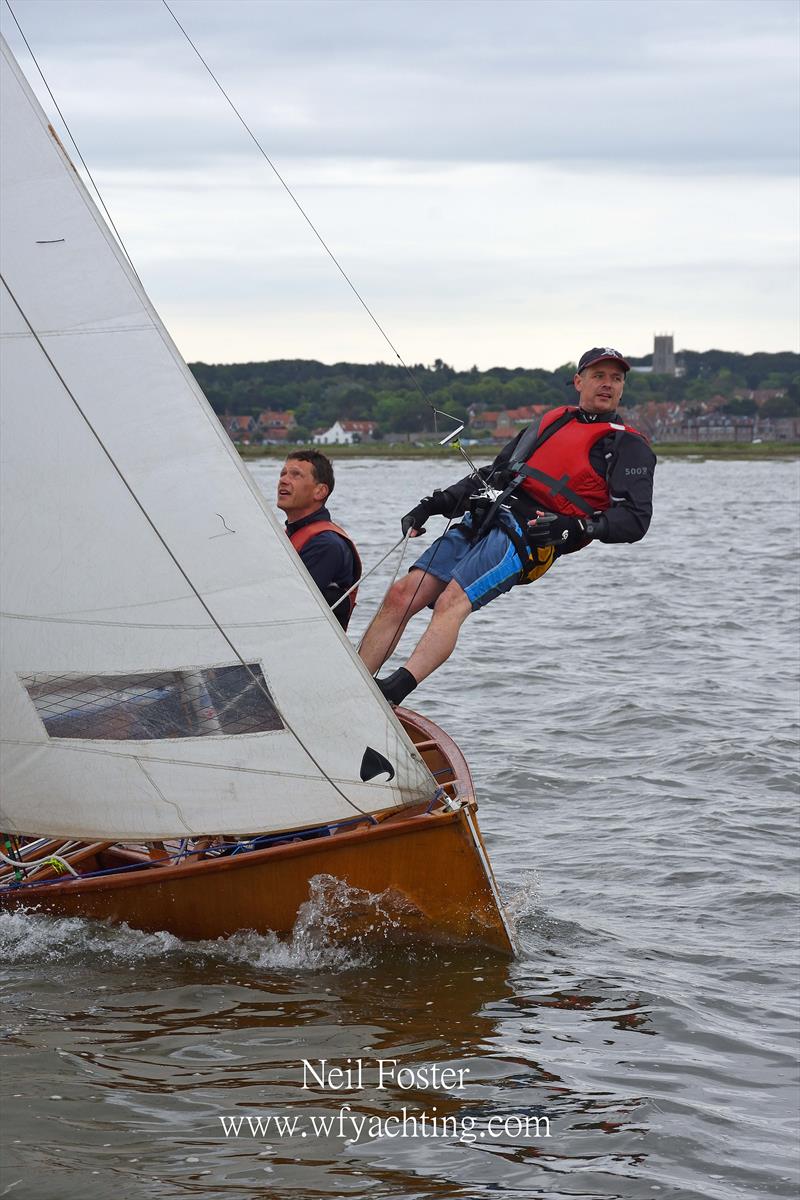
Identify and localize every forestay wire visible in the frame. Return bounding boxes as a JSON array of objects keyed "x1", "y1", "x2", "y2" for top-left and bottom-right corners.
[
  {"x1": 160, "y1": 0, "x2": 488, "y2": 645},
  {"x1": 330, "y1": 534, "x2": 410, "y2": 614},
  {"x1": 159, "y1": 0, "x2": 463, "y2": 444}
]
